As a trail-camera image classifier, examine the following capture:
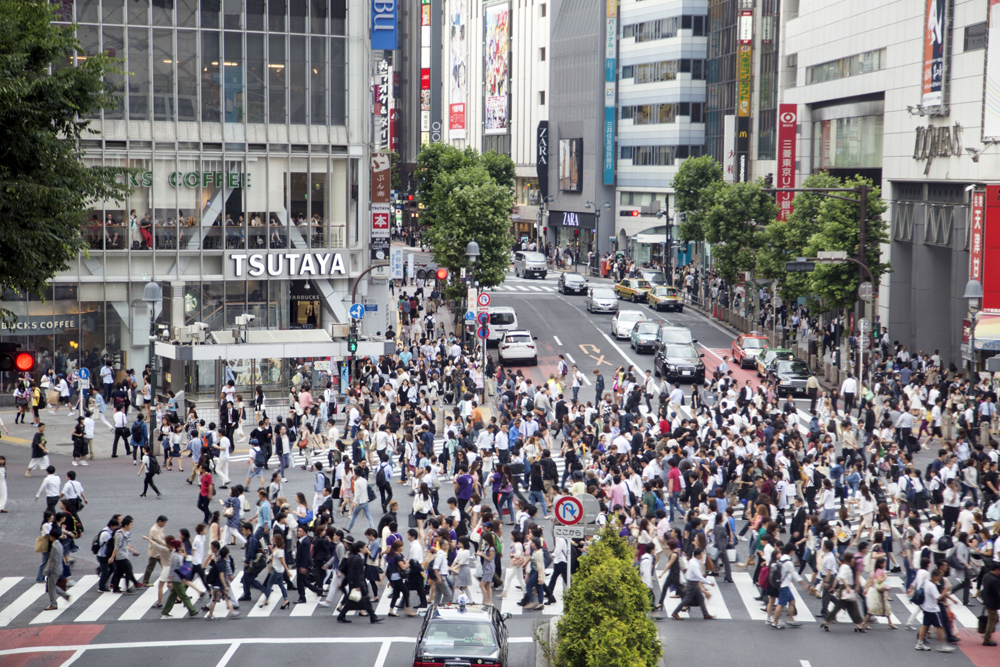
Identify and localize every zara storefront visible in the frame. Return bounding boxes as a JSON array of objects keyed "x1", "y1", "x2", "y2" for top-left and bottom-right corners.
[{"x1": 0, "y1": 0, "x2": 375, "y2": 399}]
